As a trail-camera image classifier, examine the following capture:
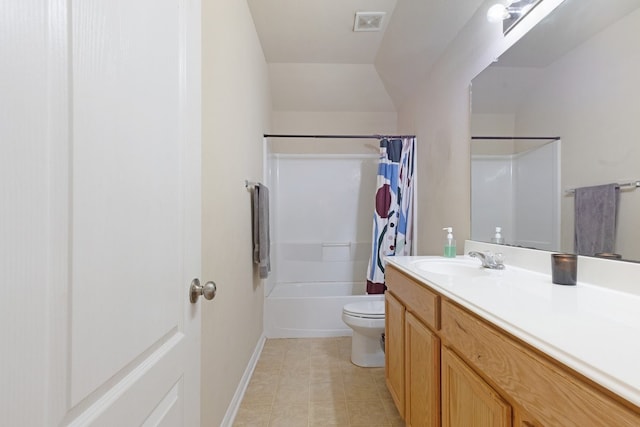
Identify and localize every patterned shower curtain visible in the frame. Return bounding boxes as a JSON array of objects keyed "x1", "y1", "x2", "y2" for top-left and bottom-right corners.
[{"x1": 366, "y1": 137, "x2": 415, "y2": 294}]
